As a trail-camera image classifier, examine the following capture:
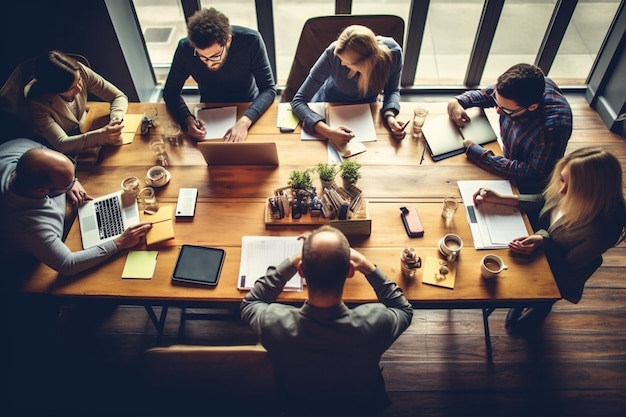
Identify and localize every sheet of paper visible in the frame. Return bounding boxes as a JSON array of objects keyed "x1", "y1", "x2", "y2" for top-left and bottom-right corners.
[
  {"x1": 238, "y1": 236, "x2": 304, "y2": 291},
  {"x1": 276, "y1": 102, "x2": 300, "y2": 130},
  {"x1": 122, "y1": 251, "x2": 158, "y2": 279},
  {"x1": 327, "y1": 103, "x2": 377, "y2": 143},
  {"x1": 457, "y1": 180, "x2": 529, "y2": 249},
  {"x1": 301, "y1": 102, "x2": 327, "y2": 140},
  {"x1": 195, "y1": 106, "x2": 237, "y2": 140}
]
